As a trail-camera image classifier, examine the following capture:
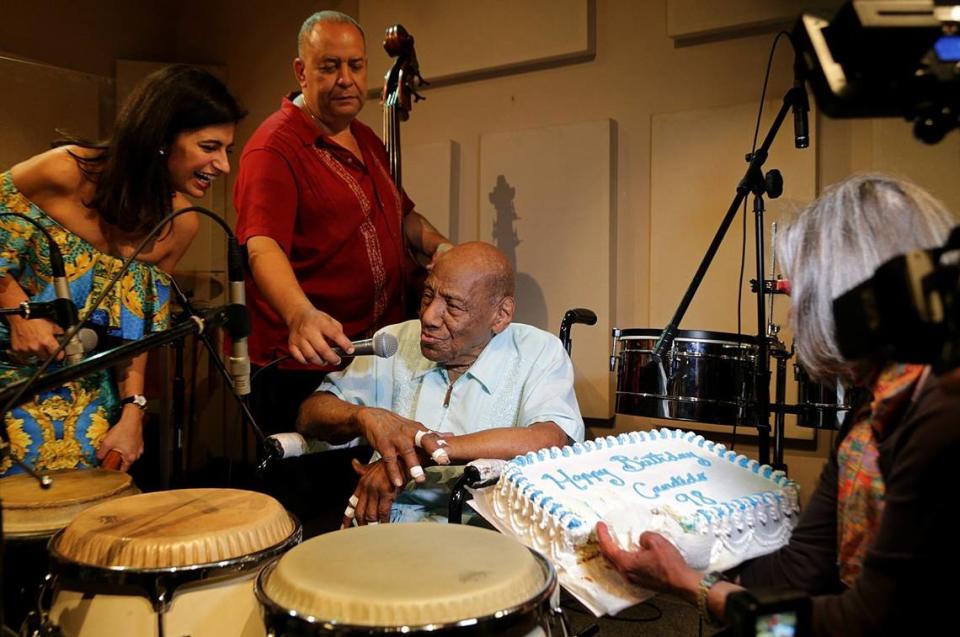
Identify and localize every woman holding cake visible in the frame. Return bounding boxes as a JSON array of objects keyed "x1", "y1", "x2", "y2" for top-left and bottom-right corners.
[{"x1": 597, "y1": 174, "x2": 960, "y2": 636}]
